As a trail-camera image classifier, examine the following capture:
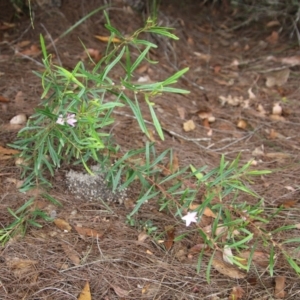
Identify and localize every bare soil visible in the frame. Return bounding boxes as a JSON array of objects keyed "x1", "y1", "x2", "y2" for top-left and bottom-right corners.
[{"x1": 1, "y1": 0, "x2": 300, "y2": 299}]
